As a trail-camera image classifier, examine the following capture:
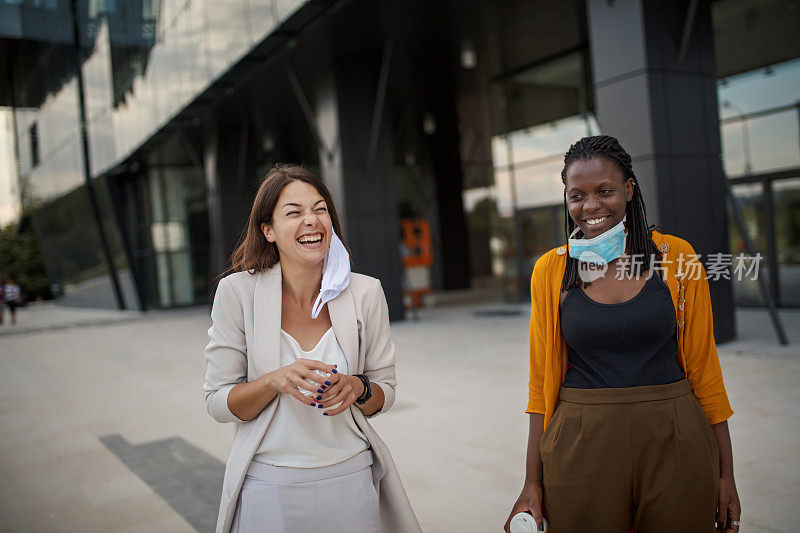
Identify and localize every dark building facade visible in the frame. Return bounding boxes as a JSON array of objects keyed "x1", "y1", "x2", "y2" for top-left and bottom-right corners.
[{"x1": 2, "y1": 0, "x2": 800, "y2": 343}]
